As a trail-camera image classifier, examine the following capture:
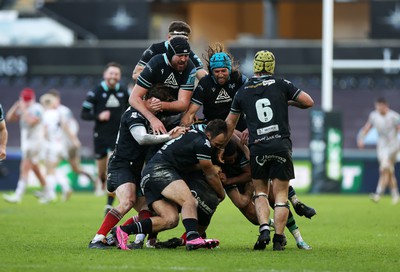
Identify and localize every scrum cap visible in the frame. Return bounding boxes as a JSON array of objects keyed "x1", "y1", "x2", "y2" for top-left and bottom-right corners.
[
  {"x1": 20, "y1": 88, "x2": 35, "y2": 102},
  {"x1": 210, "y1": 52, "x2": 232, "y2": 74},
  {"x1": 253, "y1": 50, "x2": 275, "y2": 74},
  {"x1": 166, "y1": 36, "x2": 190, "y2": 61}
]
